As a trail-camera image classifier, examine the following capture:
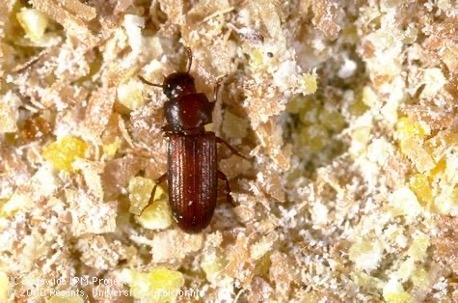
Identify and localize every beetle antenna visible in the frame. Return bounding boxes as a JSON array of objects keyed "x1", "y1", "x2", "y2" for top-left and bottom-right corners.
[
  {"x1": 185, "y1": 47, "x2": 193, "y2": 73},
  {"x1": 138, "y1": 75, "x2": 163, "y2": 88}
]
